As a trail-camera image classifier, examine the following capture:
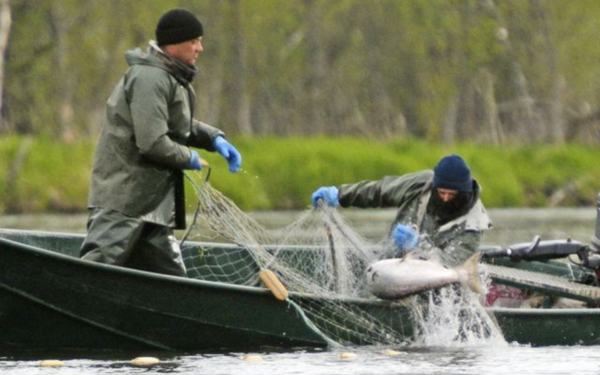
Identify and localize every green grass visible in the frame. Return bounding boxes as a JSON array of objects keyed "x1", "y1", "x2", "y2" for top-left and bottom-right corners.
[{"x1": 2, "y1": 136, "x2": 600, "y2": 214}]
